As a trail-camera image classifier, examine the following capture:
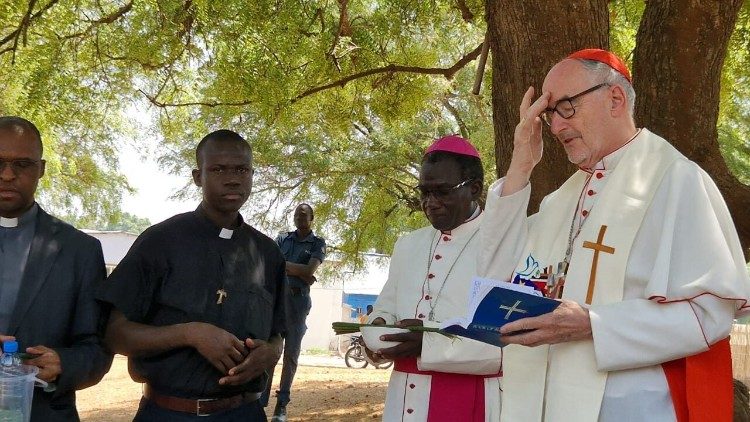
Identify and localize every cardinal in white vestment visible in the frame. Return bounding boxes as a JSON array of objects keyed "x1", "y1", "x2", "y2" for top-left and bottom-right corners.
[
  {"x1": 477, "y1": 49, "x2": 750, "y2": 422},
  {"x1": 367, "y1": 135, "x2": 502, "y2": 422}
]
